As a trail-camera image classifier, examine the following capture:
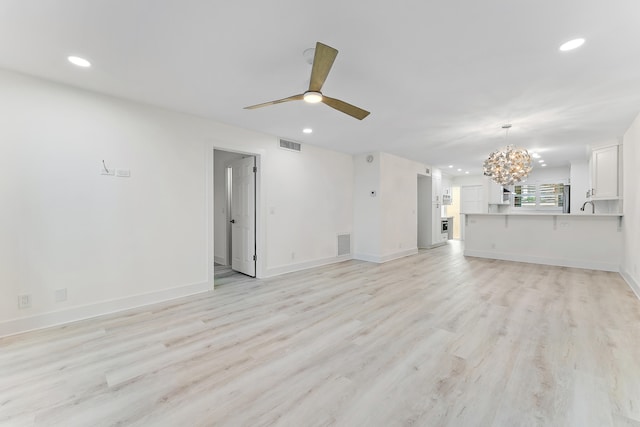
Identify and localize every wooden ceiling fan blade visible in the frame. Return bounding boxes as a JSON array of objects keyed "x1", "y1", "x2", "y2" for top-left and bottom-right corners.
[
  {"x1": 309, "y1": 42, "x2": 338, "y2": 92},
  {"x1": 321, "y1": 96, "x2": 370, "y2": 120},
  {"x1": 244, "y1": 94, "x2": 304, "y2": 109}
]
